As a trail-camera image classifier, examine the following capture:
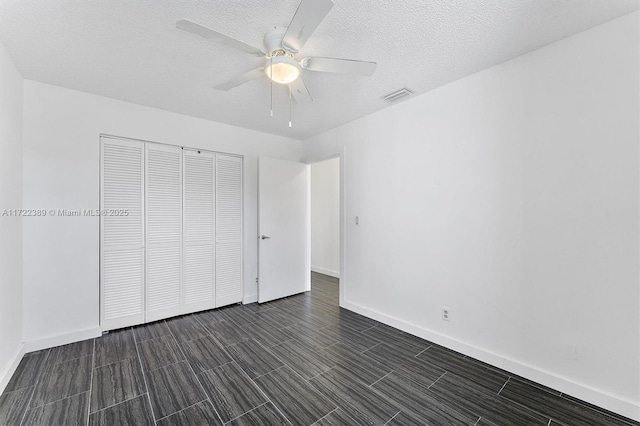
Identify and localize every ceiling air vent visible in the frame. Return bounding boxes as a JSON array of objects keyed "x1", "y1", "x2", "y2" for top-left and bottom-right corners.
[{"x1": 382, "y1": 87, "x2": 414, "y2": 103}]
